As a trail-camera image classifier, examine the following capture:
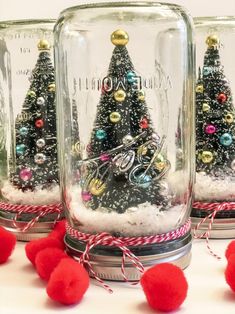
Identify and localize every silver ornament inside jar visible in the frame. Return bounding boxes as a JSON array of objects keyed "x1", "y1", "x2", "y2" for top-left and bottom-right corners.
[
  {"x1": 55, "y1": 2, "x2": 194, "y2": 282},
  {"x1": 192, "y1": 17, "x2": 235, "y2": 238},
  {"x1": 36, "y1": 138, "x2": 46, "y2": 148},
  {"x1": 36, "y1": 96, "x2": 45, "y2": 105}
]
